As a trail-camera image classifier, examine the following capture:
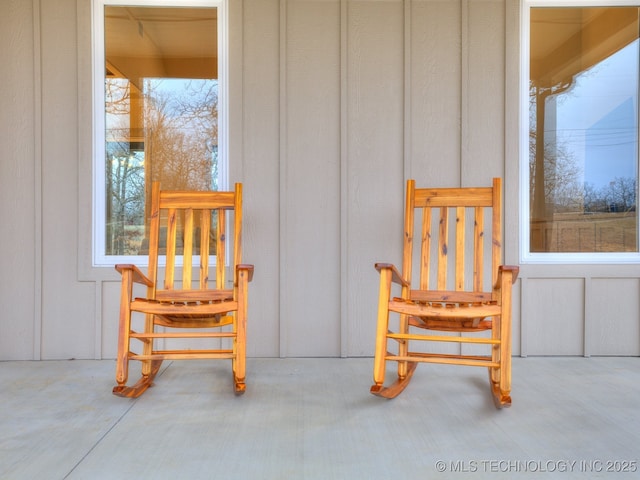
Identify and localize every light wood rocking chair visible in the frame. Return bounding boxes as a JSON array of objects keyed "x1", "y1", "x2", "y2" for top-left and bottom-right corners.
[
  {"x1": 114, "y1": 182, "x2": 254, "y2": 398},
  {"x1": 371, "y1": 178, "x2": 519, "y2": 408}
]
